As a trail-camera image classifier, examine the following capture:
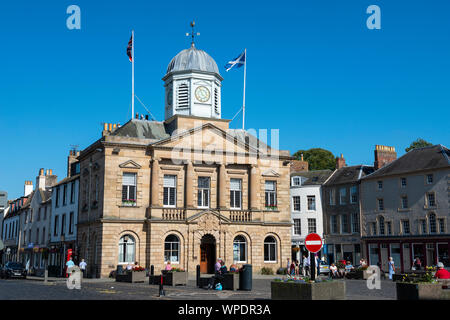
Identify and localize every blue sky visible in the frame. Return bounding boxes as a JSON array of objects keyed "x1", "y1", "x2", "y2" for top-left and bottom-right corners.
[{"x1": 0, "y1": 0, "x2": 449, "y2": 199}]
